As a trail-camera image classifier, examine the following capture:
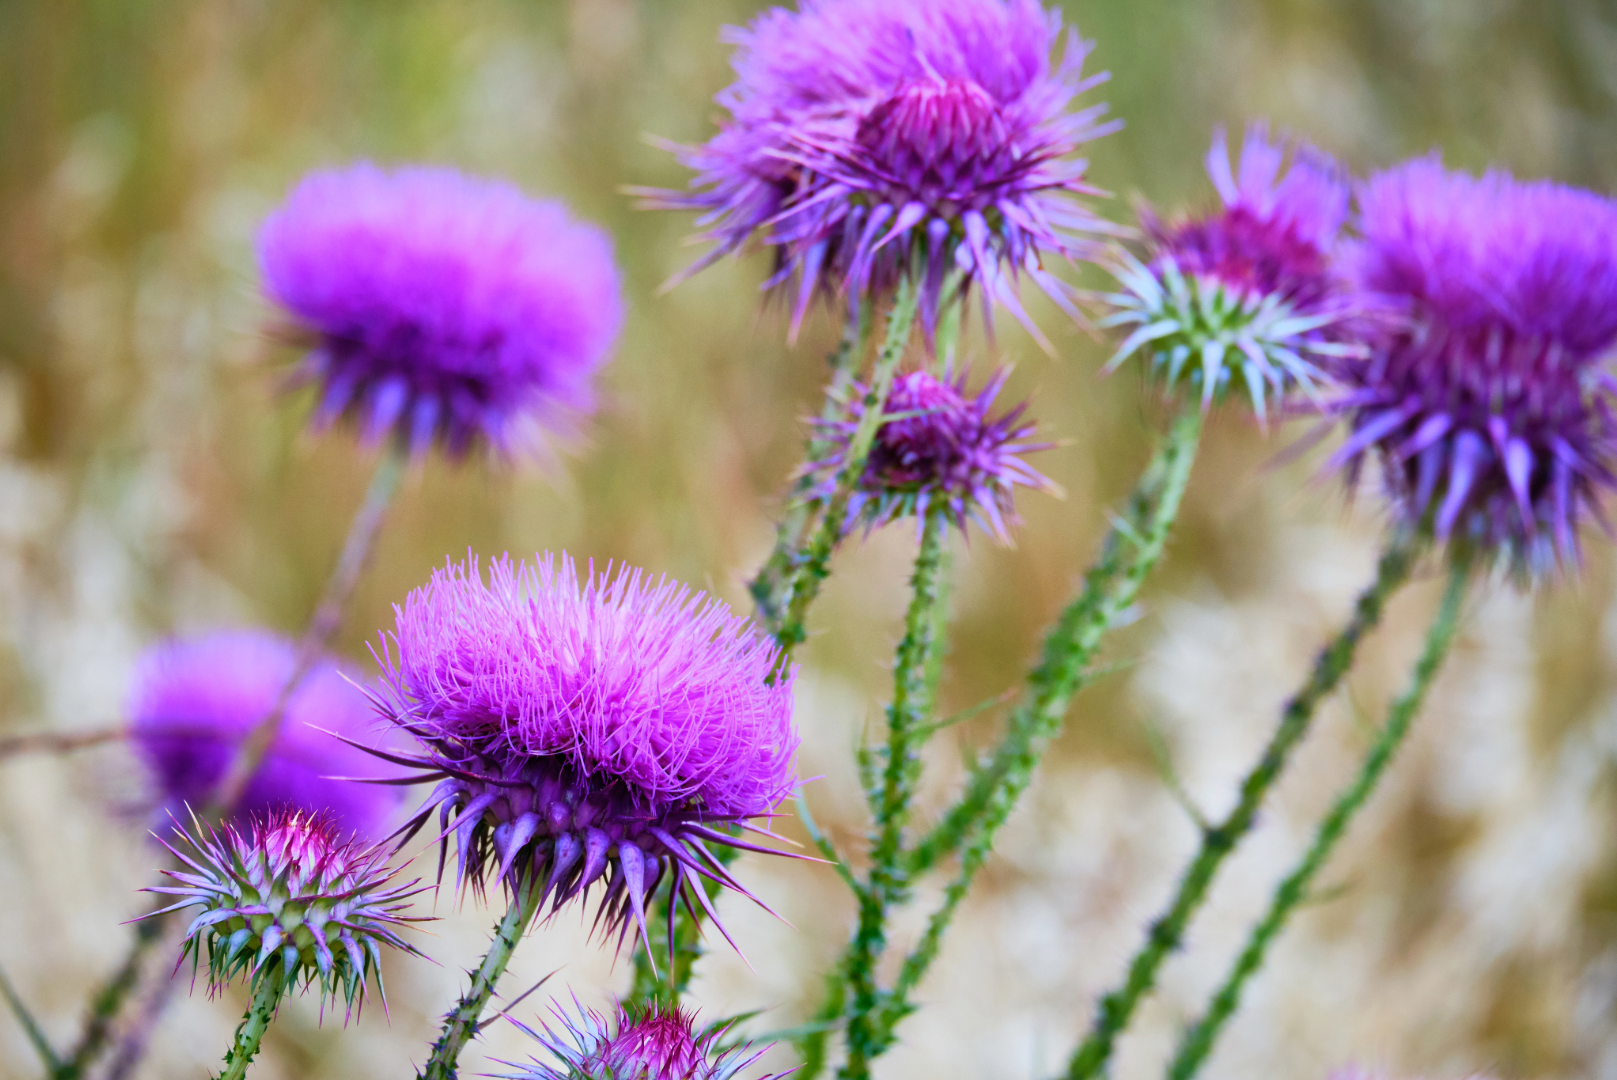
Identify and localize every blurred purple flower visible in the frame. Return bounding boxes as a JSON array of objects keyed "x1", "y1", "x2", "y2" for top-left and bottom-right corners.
[
  {"x1": 129, "y1": 630, "x2": 400, "y2": 840},
  {"x1": 1328, "y1": 157, "x2": 1617, "y2": 572},
  {"x1": 361, "y1": 554, "x2": 800, "y2": 959},
  {"x1": 807, "y1": 367, "x2": 1056, "y2": 541},
  {"x1": 1100, "y1": 125, "x2": 1352, "y2": 417},
  {"x1": 495, "y1": 999, "x2": 783, "y2": 1080},
  {"x1": 258, "y1": 164, "x2": 624, "y2": 458},
  {"x1": 639, "y1": 0, "x2": 1119, "y2": 345}
]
